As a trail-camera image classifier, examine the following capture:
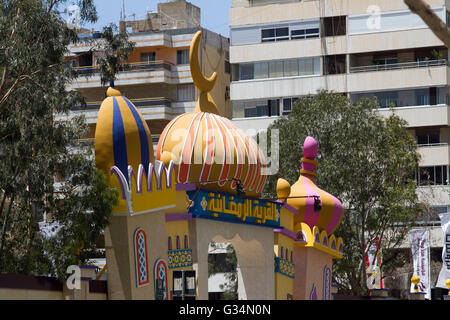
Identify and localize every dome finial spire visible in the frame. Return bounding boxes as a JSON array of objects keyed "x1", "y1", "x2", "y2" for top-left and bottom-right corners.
[
  {"x1": 190, "y1": 30, "x2": 220, "y2": 115},
  {"x1": 300, "y1": 136, "x2": 318, "y2": 178}
]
